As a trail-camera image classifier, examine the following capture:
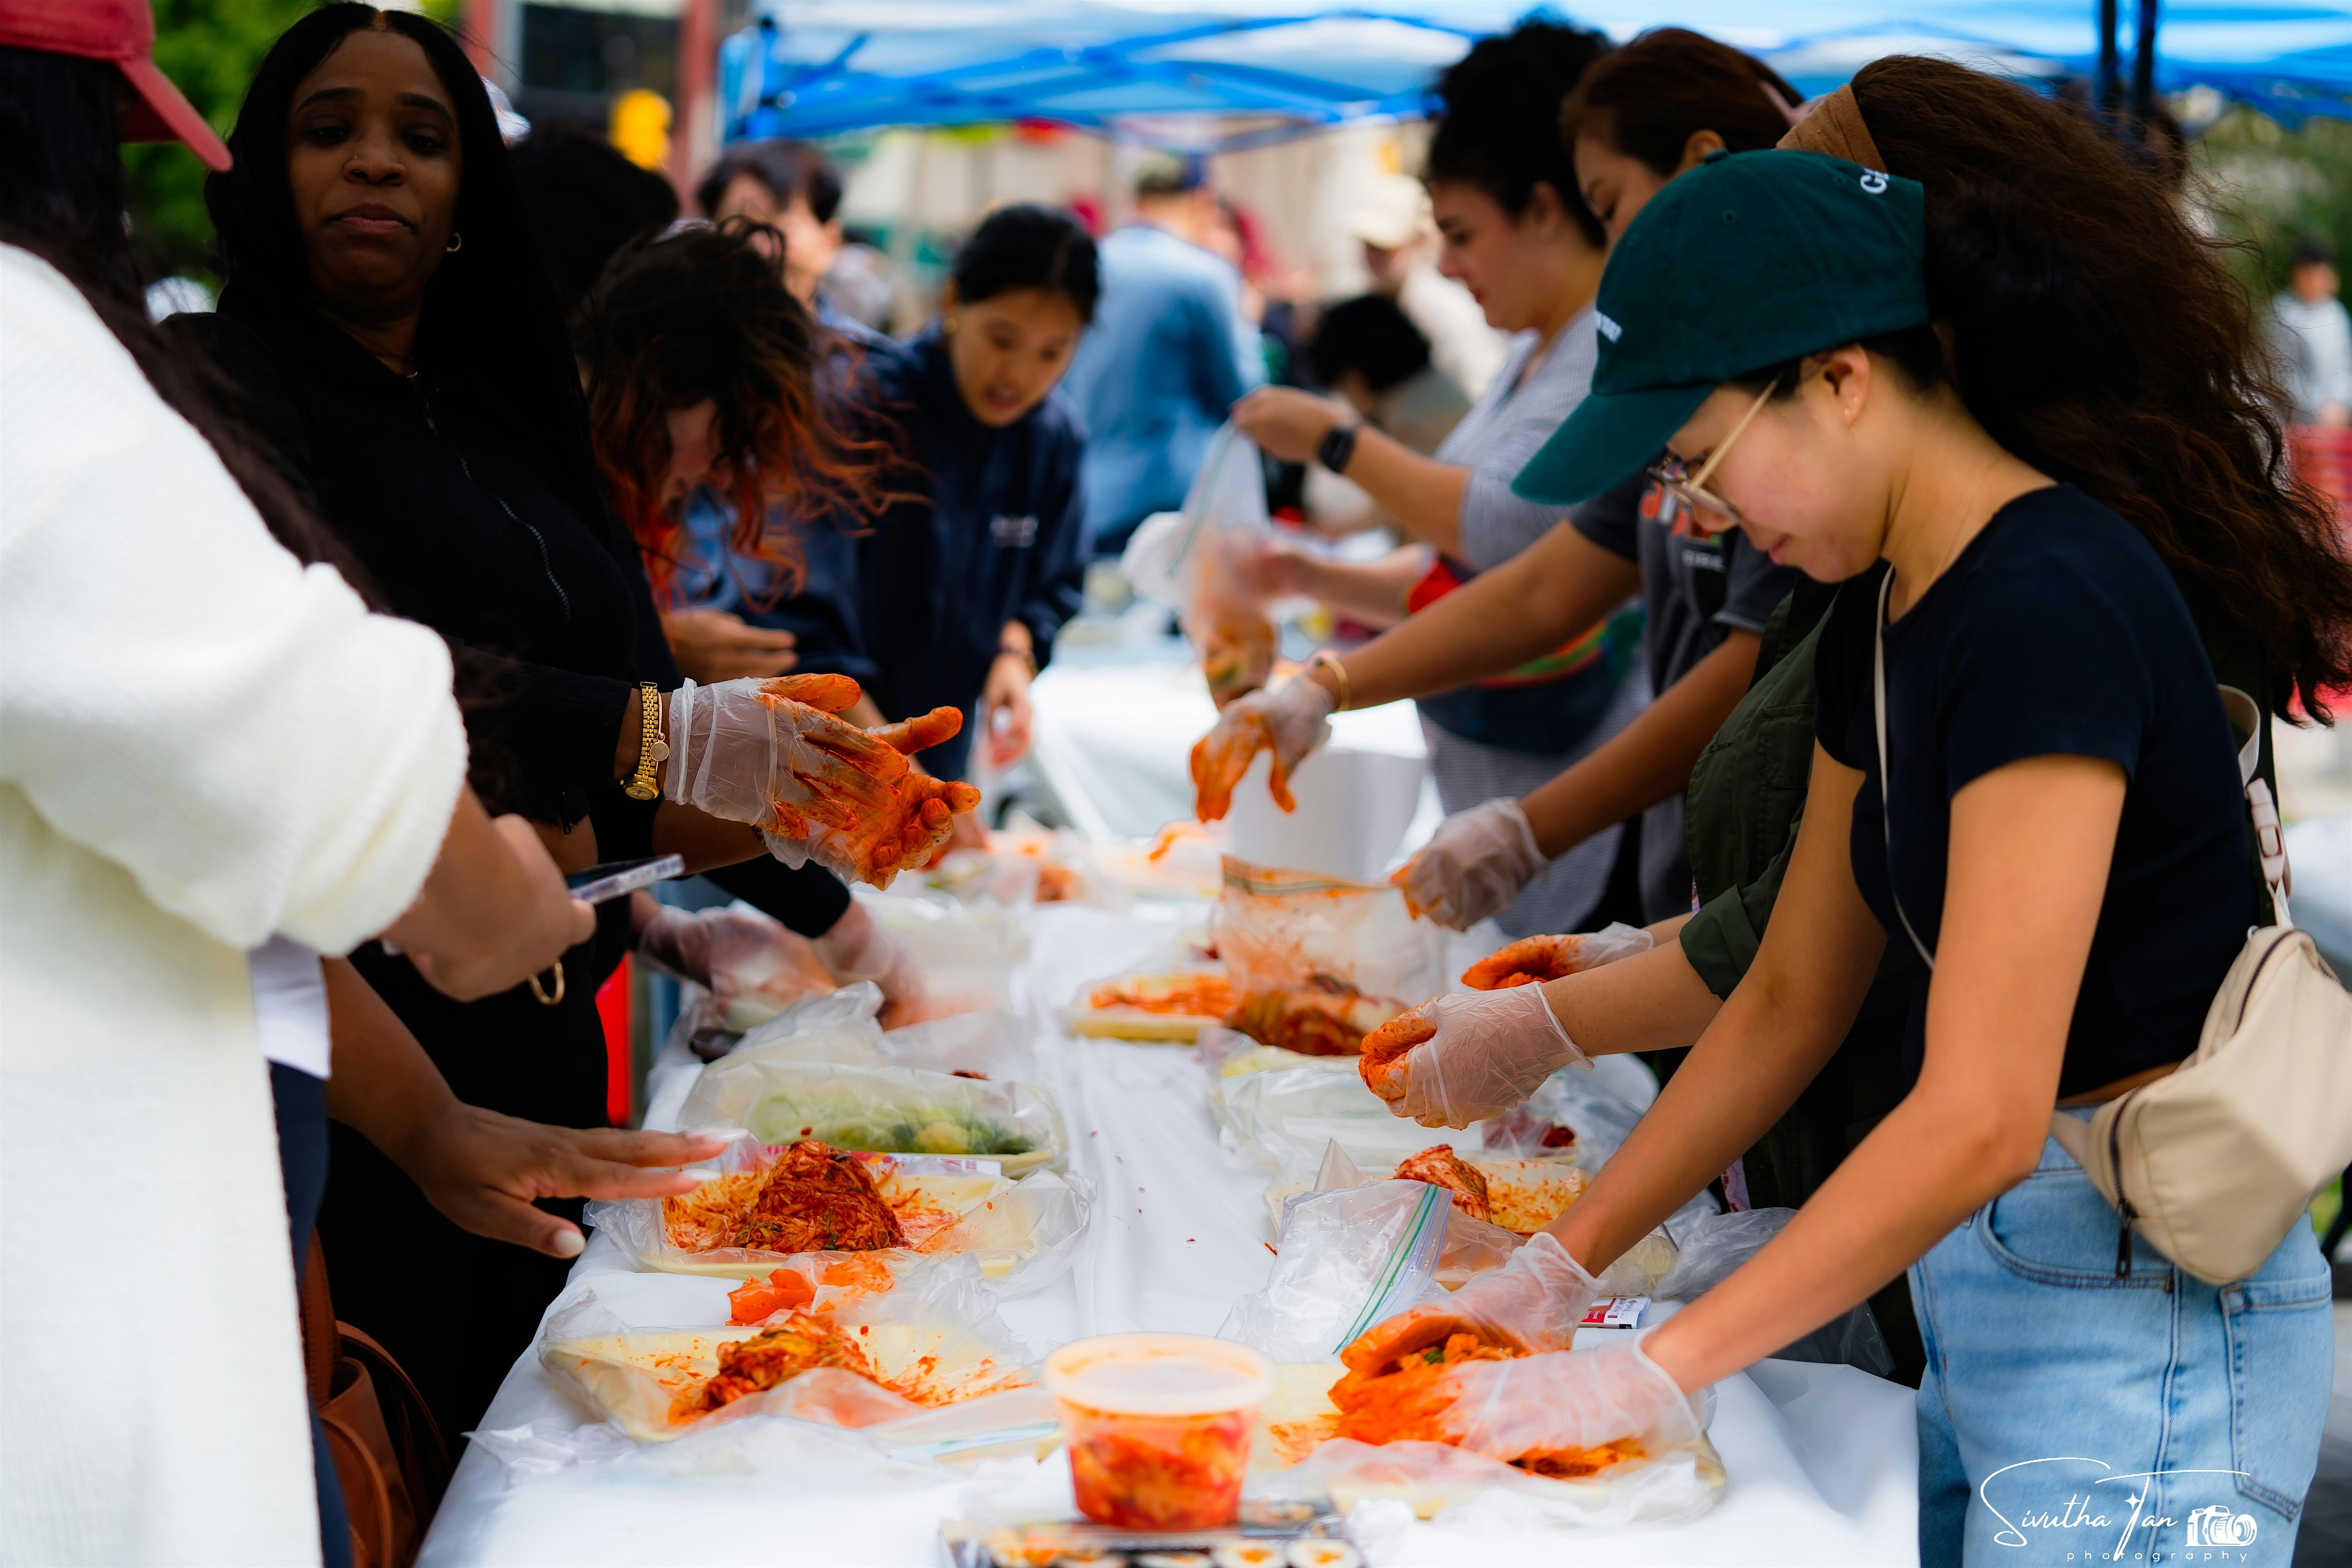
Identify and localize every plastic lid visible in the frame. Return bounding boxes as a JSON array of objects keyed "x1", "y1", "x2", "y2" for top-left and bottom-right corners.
[{"x1": 1043, "y1": 1334, "x2": 1276, "y2": 1417}]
